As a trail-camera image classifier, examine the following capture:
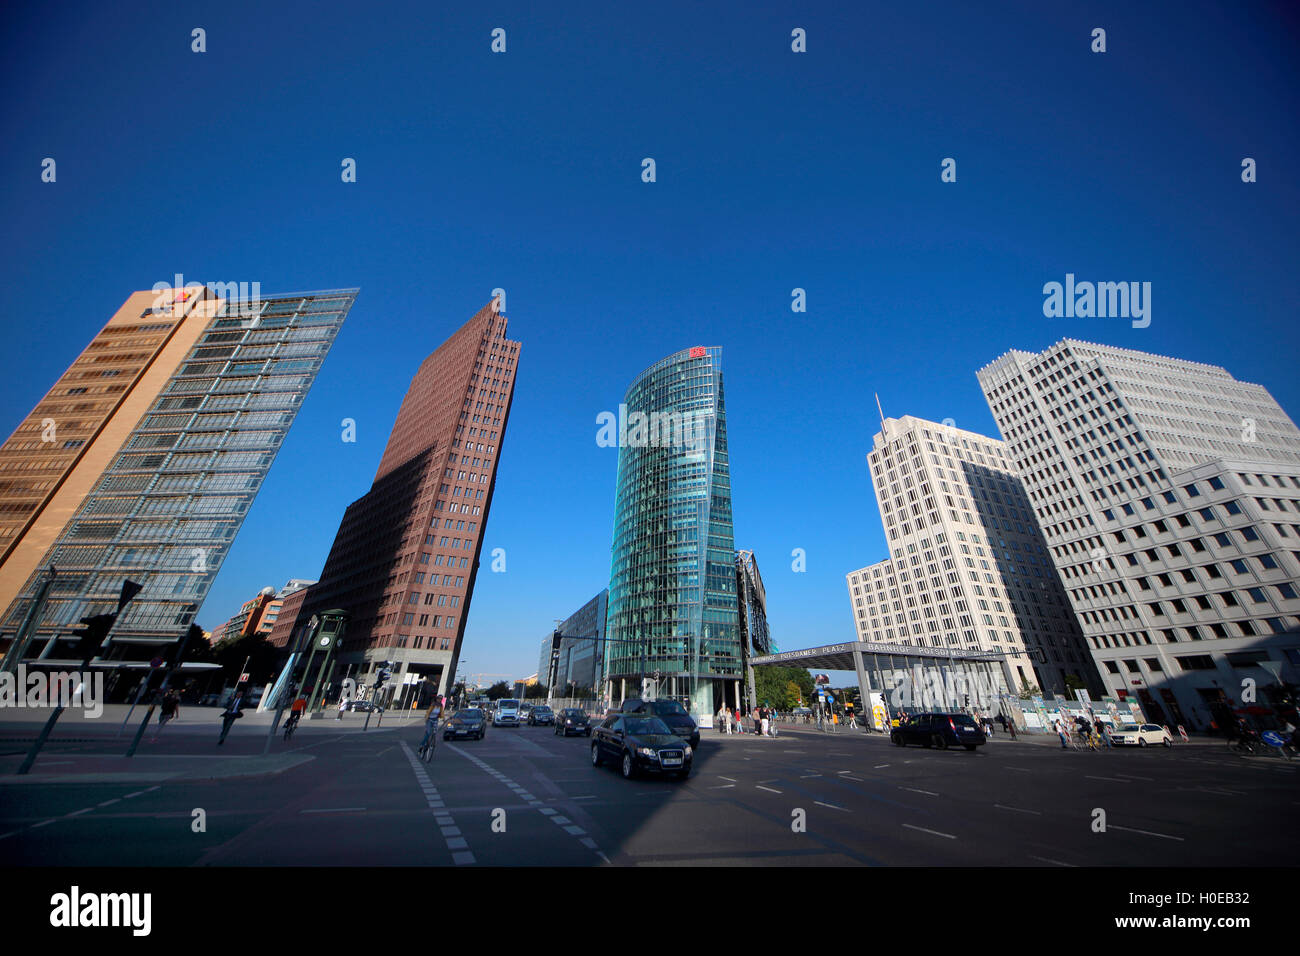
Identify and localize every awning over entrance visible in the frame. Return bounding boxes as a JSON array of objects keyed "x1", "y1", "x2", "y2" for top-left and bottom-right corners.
[{"x1": 752, "y1": 640, "x2": 1007, "y2": 671}]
